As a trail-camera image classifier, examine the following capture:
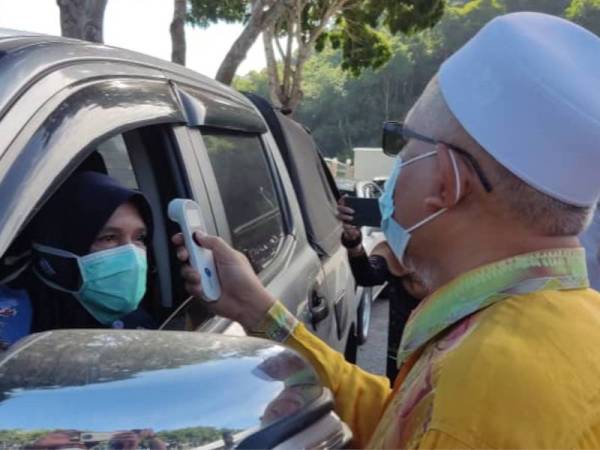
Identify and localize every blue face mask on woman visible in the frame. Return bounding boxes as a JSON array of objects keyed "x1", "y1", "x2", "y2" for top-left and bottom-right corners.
[
  {"x1": 33, "y1": 243, "x2": 147, "y2": 325},
  {"x1": 379, "y1": 150, "x2": 461, "y2": 264}
]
